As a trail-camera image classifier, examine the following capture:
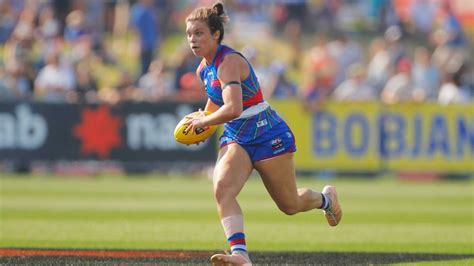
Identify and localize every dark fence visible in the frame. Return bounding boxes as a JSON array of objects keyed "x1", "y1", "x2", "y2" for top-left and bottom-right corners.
[{"x1": 0, "y1": 102, "x2": 217, "y2": 164}]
